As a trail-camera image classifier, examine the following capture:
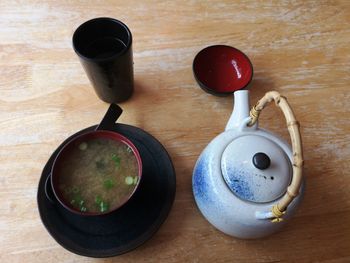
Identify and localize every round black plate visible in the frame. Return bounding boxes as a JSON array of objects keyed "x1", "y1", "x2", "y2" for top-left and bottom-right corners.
[{"x1": 37, "y1": 124, "x2": 176, "y2": 257}]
